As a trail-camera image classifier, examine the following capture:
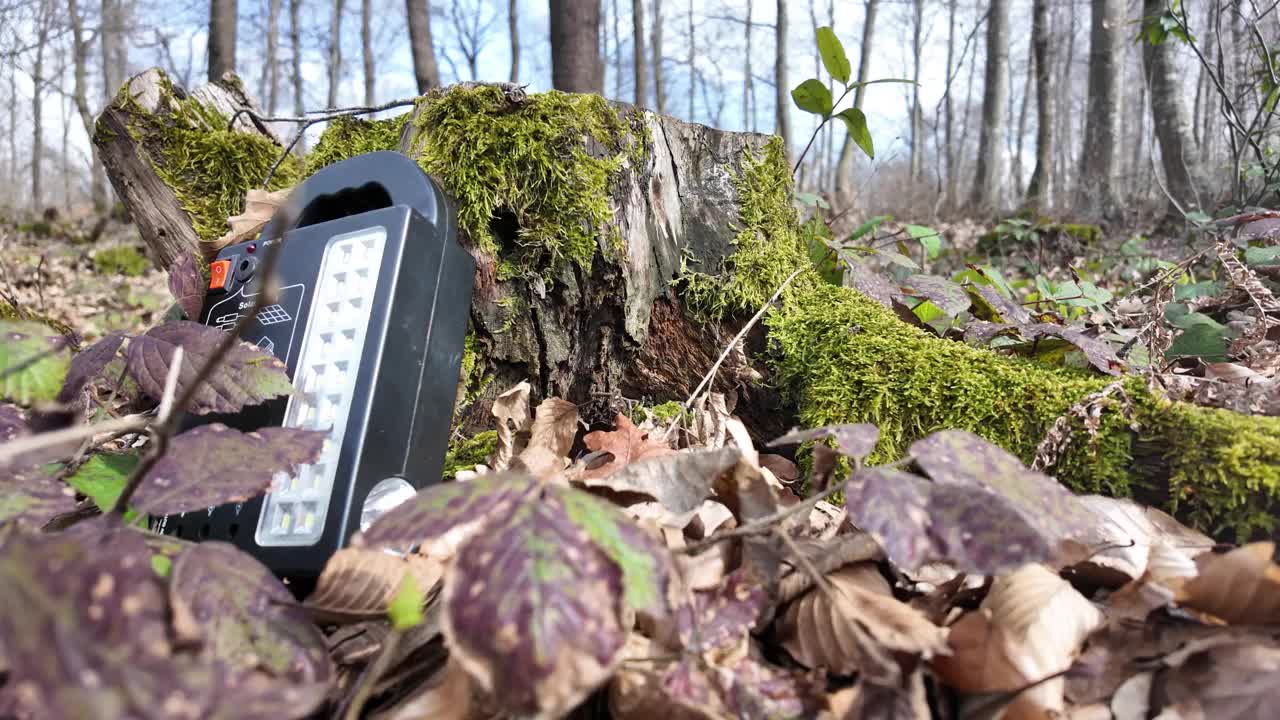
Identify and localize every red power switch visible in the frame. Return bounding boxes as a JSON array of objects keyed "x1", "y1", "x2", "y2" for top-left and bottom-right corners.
[{"x1": 208, "y1": 259, "x2": 231, "y2": 290}]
